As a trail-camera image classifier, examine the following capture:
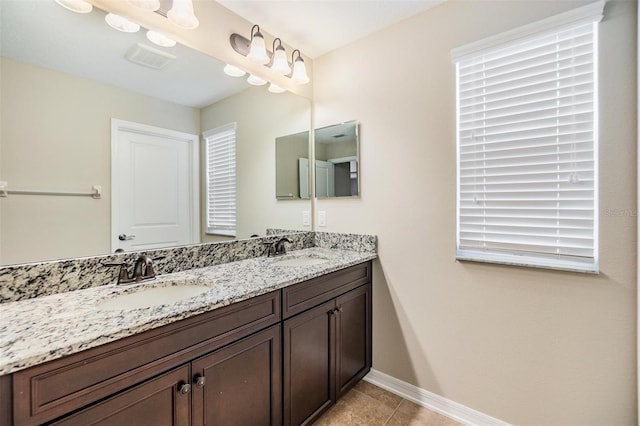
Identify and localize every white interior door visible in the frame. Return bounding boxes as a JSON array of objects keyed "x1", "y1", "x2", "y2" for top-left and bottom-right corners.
[
  {"x1": 111, "y1": 119, "x2": 199, "y2": 253},
  {"x1": 298, "y1": 158, "x2": 309, "y2": 199},
  {"x1": 315, "y1": 160, "x2": 335, "y2": 198}
]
